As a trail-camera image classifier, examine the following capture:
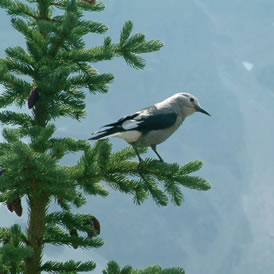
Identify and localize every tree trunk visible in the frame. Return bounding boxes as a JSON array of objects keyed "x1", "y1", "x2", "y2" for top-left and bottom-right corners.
[{"x1": 24, "y1": 193, "x2": 48, "y2": 274}]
